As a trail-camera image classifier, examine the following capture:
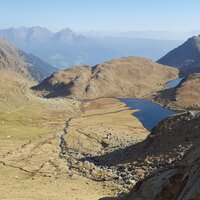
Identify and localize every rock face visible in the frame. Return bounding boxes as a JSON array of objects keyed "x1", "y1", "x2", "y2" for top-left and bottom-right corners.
[
  {"x1": 155, "y1": 73, "x2": 200, "y2": 110},
  {"x1": 120, "y1": 141, "x2": 200, "y2": 200},
  {"x1": 158, "y1": 35, "x2": 200, "y2": 75},
  {"x1": 32, "y1": 56, "x2": 179, "y2": 99},
  {"x1": 0, "y1": 38, "x2": 57, "y2": 82}
]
